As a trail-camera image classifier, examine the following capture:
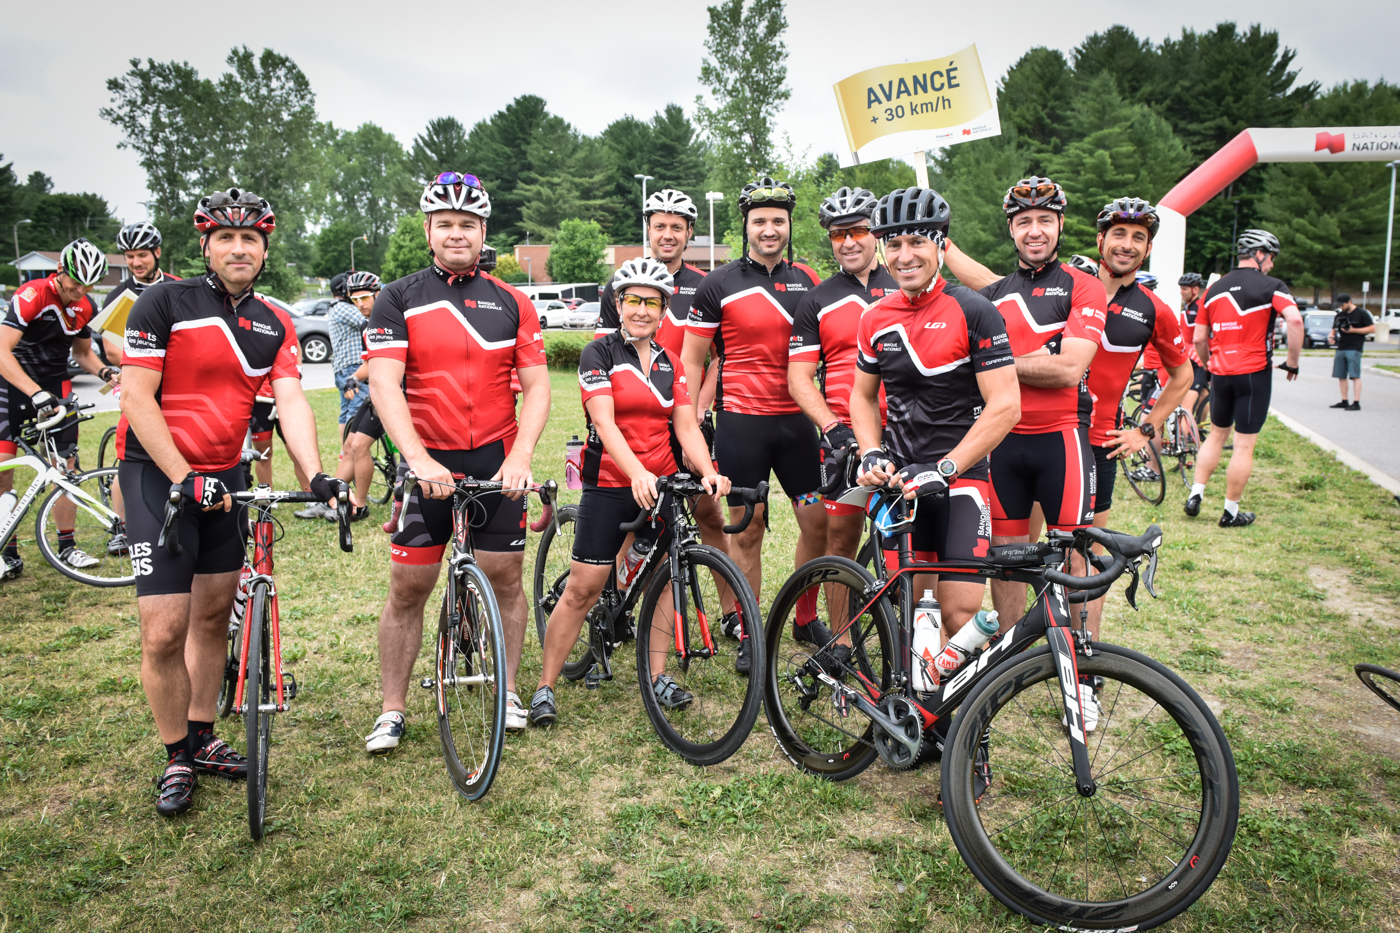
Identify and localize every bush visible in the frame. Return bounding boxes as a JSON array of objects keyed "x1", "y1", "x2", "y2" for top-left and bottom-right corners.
[
  {"x1": 381, "y1": 214, "x2": 430, "y2": 283},
  {"x1": 547, "y1": 219, "x2": 608, "y2": 285},
  {"x1": 494, "y1": 253, "x2": 528, "y2": 283},
  {"x1": 543, "y1": 331, "x2": 592, "y2": 371}
]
